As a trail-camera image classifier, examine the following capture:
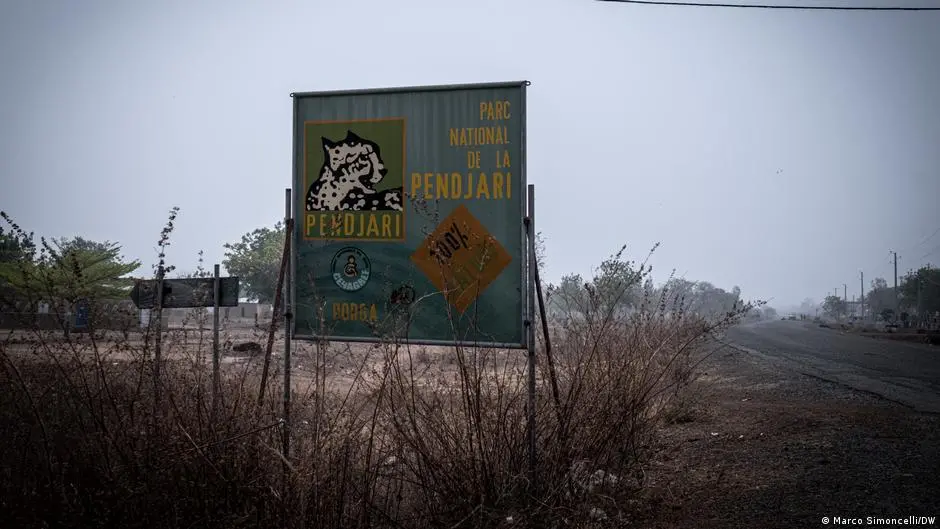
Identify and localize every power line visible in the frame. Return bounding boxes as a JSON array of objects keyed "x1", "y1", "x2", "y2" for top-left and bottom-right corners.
[
  {"x1": 922, "y1": 243, "x2": 940, "y2": 260},
  {"x1": 596, "y1": 0, "x2": 940, "y2": 10},
  {"x1": 914, "y1": 226, "x2": 940, "y2": 249},
  {"x1": 865, "y1": 252, "x2": 894, "y2": 283}
]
